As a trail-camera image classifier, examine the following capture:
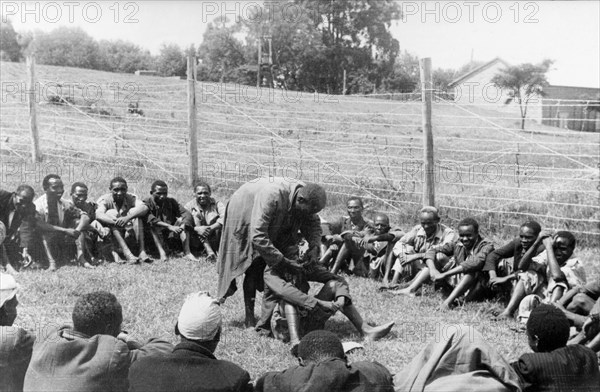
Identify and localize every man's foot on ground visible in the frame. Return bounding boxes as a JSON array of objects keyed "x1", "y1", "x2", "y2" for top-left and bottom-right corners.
[
  {"x1": 126, "y1": 255, "x2": 140, "y2": 265},
  {"x1": 363, "y1": 321, "x2": 395, "y2": 341},
  {"x1": 48, "y1": 262, "x2": 57, "y2": 272},
  {"x1": 205, "y1": 253, "x2": 217, "y2": 263},
  {"x1": 81, "y1": 261, "x2": 95, "y2": 269},
  {"x1": 388, "y1": 288, "x2": 416, "y2": 297},
  {"x1": 378, "y1": 284, "x2": 399, "y2": 291},
  {"x1": 492, "y1": 312, "x2": 513, "y2": 322},
  {"x1": 138, "y1": 252, "x2": 151, "y2": 263},
  {"x1": 438, "y1": 303, "x2": 452, "y2": 312},
  {"x1": 184, "y1": 253, "x2": 199, "y2": 262},
  {"x1": 244, "y1": 315, "x2": 256, "y2": 329},
  {"x1": 4, "y1": 263, "x2": 18, "y2": 274}
]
